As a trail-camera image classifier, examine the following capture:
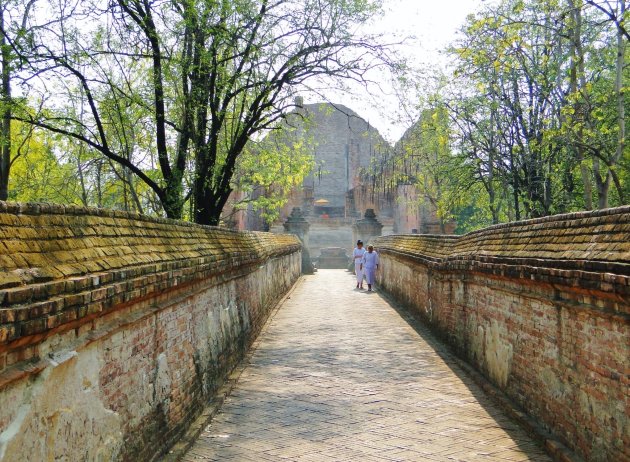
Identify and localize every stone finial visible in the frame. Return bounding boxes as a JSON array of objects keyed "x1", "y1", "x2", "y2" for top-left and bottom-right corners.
[
  {"x1": 285, "y1": 207, "x2": 307, "y2": 223},
  {"x1": 283, "y1": 207, "x2": 314, "y2": 274},
  {"x1": 353, "y1": 209, "x2": 383, "y2": 248},
  {"x1": 283, "y1": 208, "x2": 310, "y2": 236},
  {"x1": 355, "y1": 209, "x2": 383, "y2": 227},
  {"x1": 283, "y1": 207, "x2": 310, "y2": 237}
]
